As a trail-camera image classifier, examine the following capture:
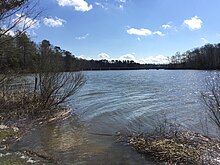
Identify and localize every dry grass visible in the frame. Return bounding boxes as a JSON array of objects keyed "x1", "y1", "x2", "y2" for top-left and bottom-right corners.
[
  {"x1": 128, "y1": 127, "x2": 220, "y2": 165},
  {"x1": 129, "y1": 136, "x2": 200, "y2": 164},
  {"x1": 0, "y1": 90, "x2": 50, "y2": 121},
  {"x1": 0, "y1": 72, "x2": 85, "y2": 124}
]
